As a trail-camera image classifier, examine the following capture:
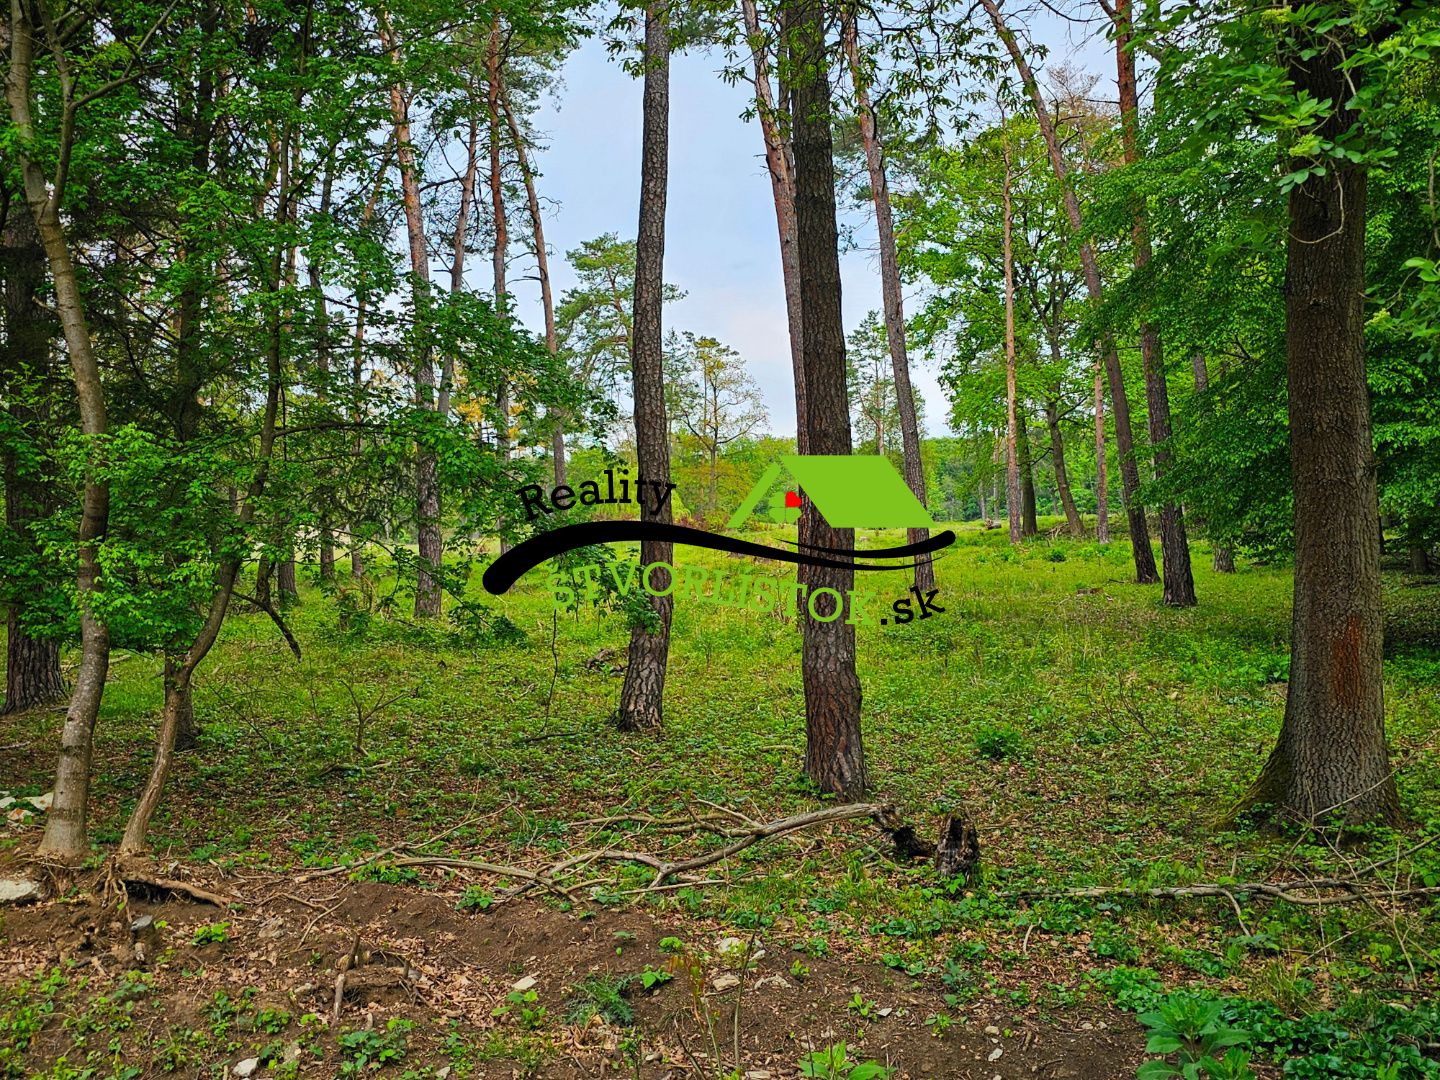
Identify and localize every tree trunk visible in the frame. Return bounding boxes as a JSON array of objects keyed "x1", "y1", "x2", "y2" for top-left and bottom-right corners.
[
  {"x1": 615, "y1": 3, "x2": 674, "y2": 732},
  {"x1": 1242, "y1": 33, "x2": 1396, "y2": 827},
  {"x1": 788, "y1": 0, "x2": 866, "y2": 800},
  {"x1": 842, "y1": 17, "x2": 933, "y2": 591},
  {"x1": 1114, "y1": 0, "x2": 1194, "y2": 606},
  {"x1": 487, "y1": 22, "x2": 512, "y2": 555},
  {"x1": 740, "y1": 0, "x2": 806, "y2": 453},
  {"x1": 498, "y1": 75, "x2": 562, "y2": 485},
  {"x1": 1045, "y1": 399, "x2": 1084, "y2": 536},
  {"x1": 1002, "y1": 130, "x2": 1022, "y2": 545},
  {"x1": 169, "y1": 657, "x2": 199, "y2": 753},
  {"x1": 980, "y1": 0, "x2": 1156, "y2": 583},
  {"x1": 7, "y1": 6, "x2": 113, "y2": 861},
  {"x1": 380, "y1": 17, "x2": 442, "y2": 618},
  {"x1": 1, "y1": 187, "x2": 64, "y2": 714},
  {"x1": 1094, "y1": 361, "x2": 1108, "y2": 542},
  {"x1": 1017, "y1": 412, "x2": 1038, "y2": 537},
  {"x1": 278, "y1": 557, "x2": 298, "y2": 602},
  {"x1": 1408, "y1": 545, "x2": 1431, "y2": 574}
]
